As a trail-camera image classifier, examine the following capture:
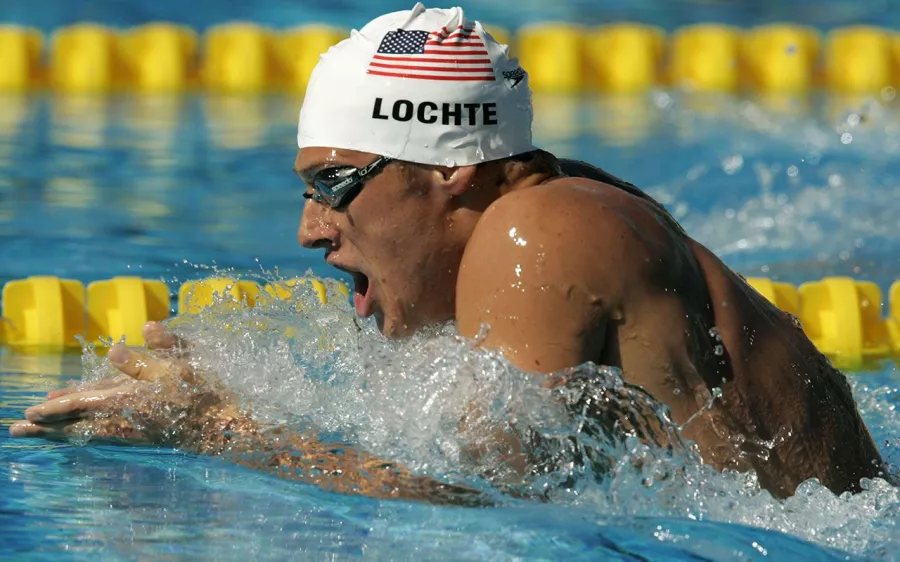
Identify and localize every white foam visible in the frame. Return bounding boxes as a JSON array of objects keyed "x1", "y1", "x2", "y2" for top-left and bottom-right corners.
[
  {"x1": 72, "y1": 274, "x2": 900, "y2": 560},
  {"x1": 642, "y1": 93, "x2": 900, "y2": 273}
]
